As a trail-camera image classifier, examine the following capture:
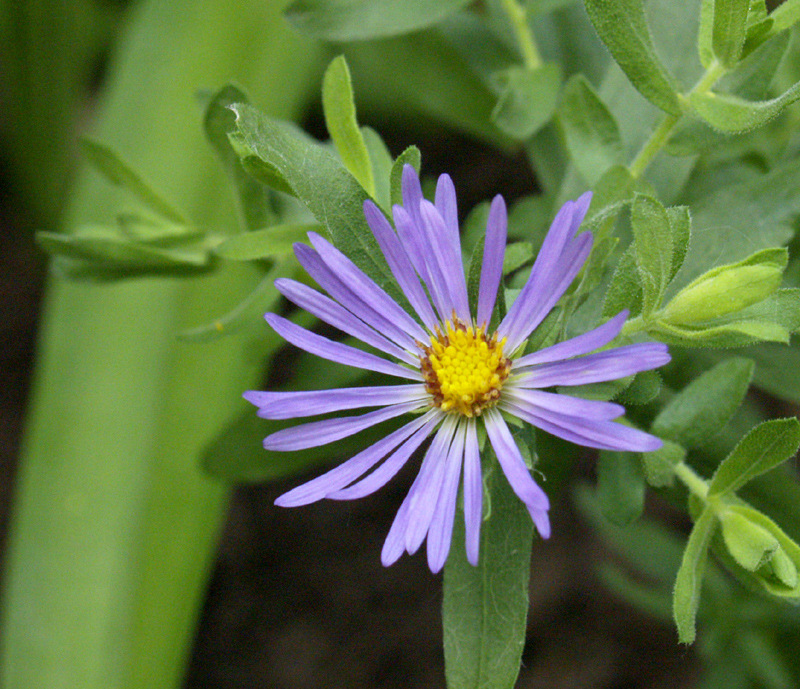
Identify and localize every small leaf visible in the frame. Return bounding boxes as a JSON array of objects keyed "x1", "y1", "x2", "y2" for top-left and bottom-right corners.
[
  {"x1": 603, "y1": 245, "x2": 644, "y2": 318},
  {"x1": 443, "y1": 455, "x2": 535, "y2": 689},
  {"x1": 632, "y1": 193, "x2": 673, "y2": 317},
  {"x1": 650, "y1": 318, "x2": 790, "y2": 348},
  {"x1": 491, "y1": 64, "x2": 561, "y2": 140},
  {"x1": 559, "y1": 74, "x2": 625, "y2": 185},
  {"x1": 322, "y1": 56, "x2": 375, "y2": 197},
  {"x1": 80, "y1": 139, "x2": 187, "y2": 224},
  {"x1": 389, "y1": 146, "x2": 421, "y2": 208},
  {"x1": 213, "y1": 224, "x2": 319, "y2": 261},
  {"x1": 691, "y1": 79, "x2": 800, "y2": 133},
  {"x1": 666, "y1": 206, "x2": 691, "y2": 282},
  {"x1": 502, "y1": 242, "x2": 534, "y2": 275},
  {"x1": 584, "y1": 0, "x2": 682, "y2": 115},
  {"x1": 616, "y1": 369, "x2": 662, "y2": 406},
  {"x1": 708, "y1": 418, "x2": 800, "y2": 496},
  {"x1": 597, "y1": 450, "x2": 645, "y2": 526},
  {"x1": 719, "y1": 506, "x2": 779, "y2": 571},
  {"x1": 285, "y1": 0, "x2": 473, "y2": 41},
  {"x1": 116, "y1": 213, "x2": 204, "y2": 246},
  {"x1": 361, "y1": 127, "x2": 393, "y2": 212},
  {"x1": 652, "y1": 358, "x2": 754, "y2": 450},
  {"x1": 712, "y1": 0, "x2": 750, "y2": 66},
  {"x1": 698, "y1": 0, "x2": 714, "y2": 68},
  {"x1": 674, "y1": 507, "x2": 717, "y2": 644},
  {"x1": 642, "y1": 439, "x2": 685, "y2": 488},
  {"x1": 770, "y1": 0, "x2": 800, "y2": 34}
]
